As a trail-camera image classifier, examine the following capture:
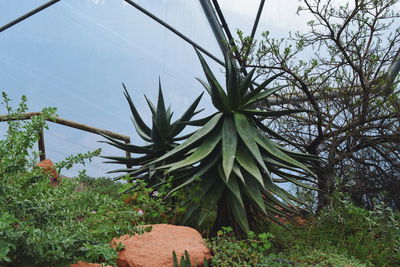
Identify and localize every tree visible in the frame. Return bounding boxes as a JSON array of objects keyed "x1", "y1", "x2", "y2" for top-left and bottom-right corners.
[{"x1": 239, "y1": 0, "x2": 400, "y2": 210}]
